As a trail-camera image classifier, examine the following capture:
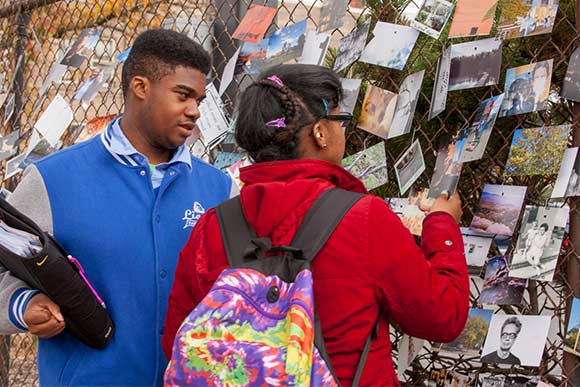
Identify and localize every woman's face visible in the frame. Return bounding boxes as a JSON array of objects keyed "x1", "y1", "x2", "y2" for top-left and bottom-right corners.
[{"x1": 323, "y1": 107, "x2": 347, "y2": 164}]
